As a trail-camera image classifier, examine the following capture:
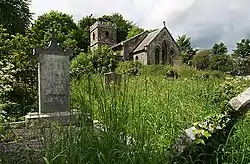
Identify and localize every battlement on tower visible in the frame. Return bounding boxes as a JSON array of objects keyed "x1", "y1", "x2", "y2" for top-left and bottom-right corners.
[{"x1": 90, "y1": 21, "x2": 116, "y2": 32}]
